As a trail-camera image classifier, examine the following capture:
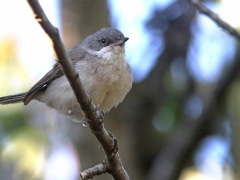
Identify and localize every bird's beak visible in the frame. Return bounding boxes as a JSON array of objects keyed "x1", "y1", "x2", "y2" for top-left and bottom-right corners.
[{"x1": 115, "y1": 37, "x2": 129, "y2": 46}]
